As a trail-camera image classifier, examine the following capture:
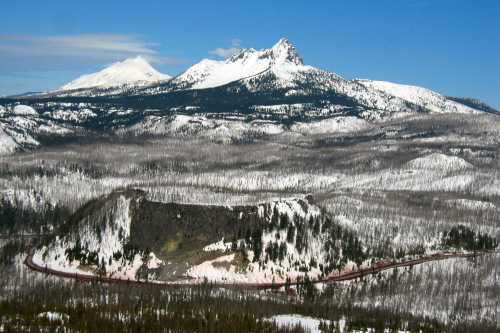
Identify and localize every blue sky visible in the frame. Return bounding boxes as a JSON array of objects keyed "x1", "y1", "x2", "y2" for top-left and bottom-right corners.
[{"x1": 1, "y1": 0, "x2": 499, "y2": 107}]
